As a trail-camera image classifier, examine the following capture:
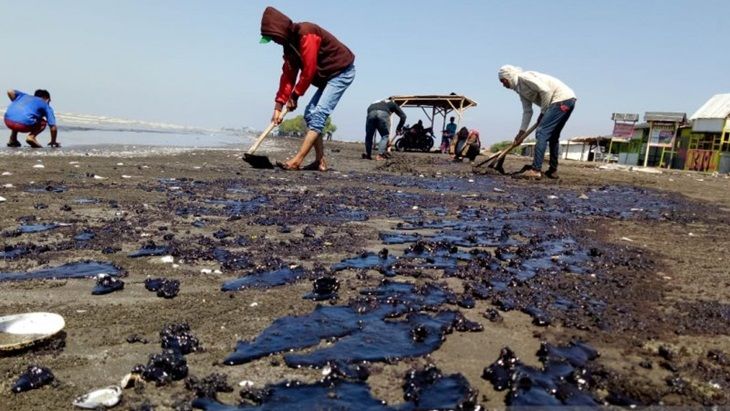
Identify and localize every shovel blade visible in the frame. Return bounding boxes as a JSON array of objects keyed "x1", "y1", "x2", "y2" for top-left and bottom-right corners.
[{"x1": 242, "y1": 153, "x2": 274, "y2": 169}]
